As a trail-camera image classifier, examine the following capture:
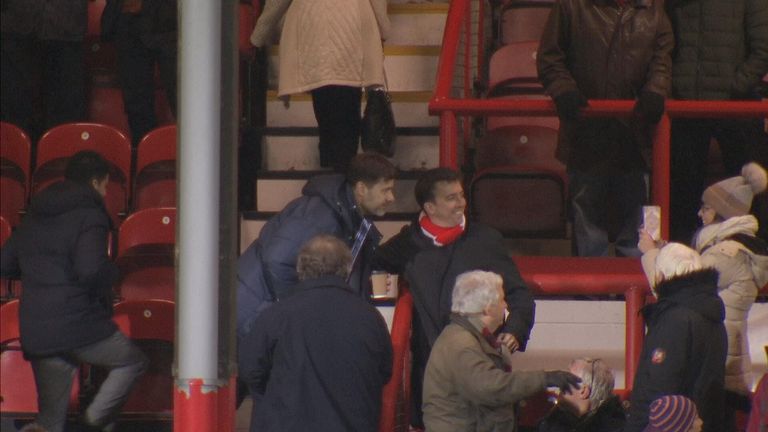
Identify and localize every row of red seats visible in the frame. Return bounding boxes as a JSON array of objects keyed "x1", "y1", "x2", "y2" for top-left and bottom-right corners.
[
  {"x1": 1, "y1": 121, "x2": 177, "y2": 227},
  {"x1": 0, "y1": 298, "x2": 174, "y2": 422}
]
